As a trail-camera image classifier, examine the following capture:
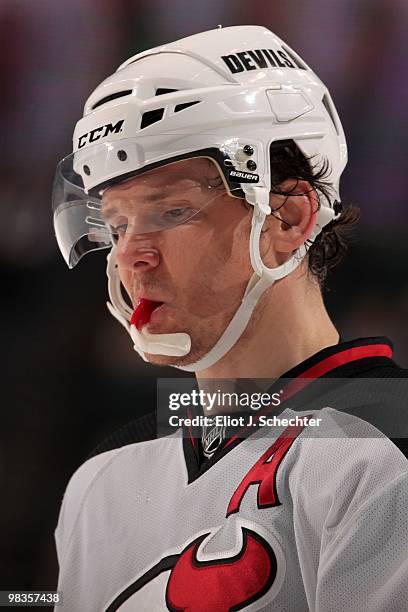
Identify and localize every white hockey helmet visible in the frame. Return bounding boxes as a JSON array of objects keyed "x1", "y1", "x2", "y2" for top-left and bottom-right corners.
[{"x1": 52, "y1": 25, "x2": 347, "y2": 372}]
